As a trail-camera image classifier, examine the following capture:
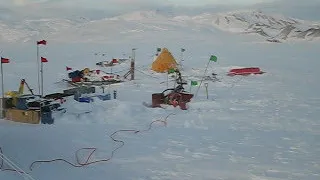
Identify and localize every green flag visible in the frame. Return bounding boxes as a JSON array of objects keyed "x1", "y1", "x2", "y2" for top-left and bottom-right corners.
[
  {"x1": 168, "y1": 68, "x2": 176, "y2": 74},
  {"x1": 210, "y1": 55, "x2": 217, "y2": 62},
  {"x1": 191, "y1": 80, "x2": 199, "y2": 86}
]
